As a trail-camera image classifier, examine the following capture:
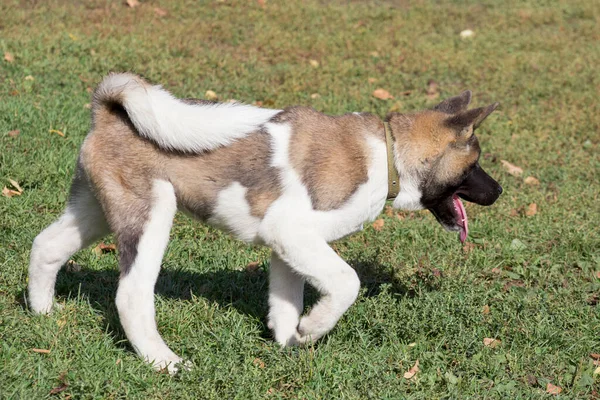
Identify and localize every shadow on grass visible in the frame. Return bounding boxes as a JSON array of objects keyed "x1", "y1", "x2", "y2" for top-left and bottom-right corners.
[{"x1": 22, "y1": 256, "x2": 440, "y2": 350}]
